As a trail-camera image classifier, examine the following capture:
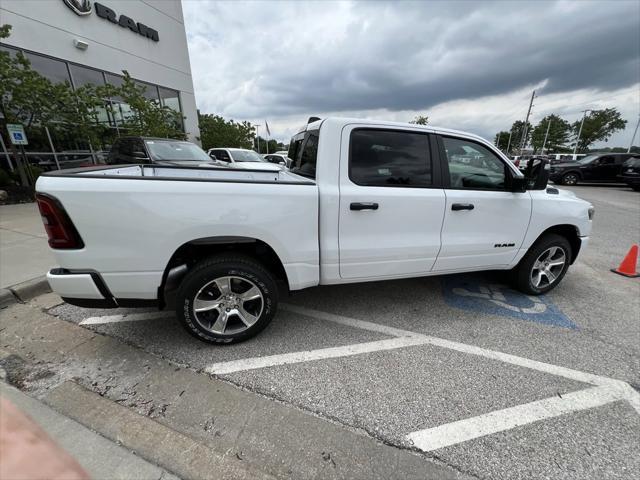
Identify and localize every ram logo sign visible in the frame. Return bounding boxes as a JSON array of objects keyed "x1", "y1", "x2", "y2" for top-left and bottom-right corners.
[
  {"x1": 63, "y1": 0, "x2": 92, "y2": 16},
  {"x1": 61, "y1": 0, "x2": 159, "y2": 42}
]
